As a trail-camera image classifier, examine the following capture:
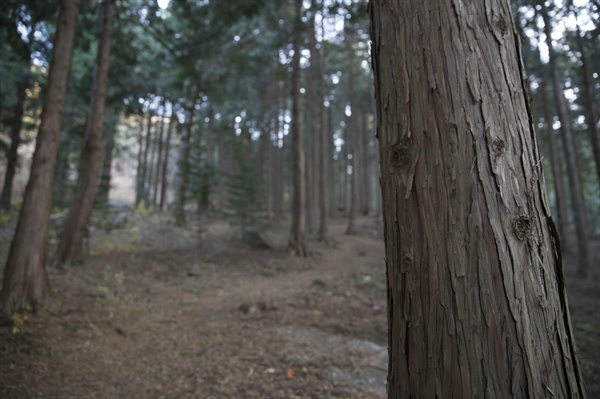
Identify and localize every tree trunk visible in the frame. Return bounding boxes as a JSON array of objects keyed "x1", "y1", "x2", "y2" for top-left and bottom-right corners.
[
  {"x1": 139, "y1": 112, "x2": 153, "y2": 205},
  {"x1": 288, "y1": 0, "x2": 307, "y2": 256},
  {"x1": 541, "y1": 72, "x2": 569, "y2": 242},
  {"x1": 360, "y1": 110, "x2": 372, "y2": 216},
  {"x1": 575, "y1": 24, "x2": 600, "y2": 191},
  {"x1": 174, "y1": 88, "x2": 198, "y2": 226},
  {"x1": 1, "y1": 0, "x2": 81, "y2": 317},
  {"x1": 0, "y1": 80, "x2": 27, "y2": 211},
  {"x1": 146, "y1": 115, "x2": 158, "y2": 207},
  {"x1": 54, "y1": 0, "x2": 114, "y2": 267},
  {"x1": 54, "y1": 0, "x2": 114, "y2": 263},
  {"x1": 316, "y1": 2, "x2": 329, "y2": 242},
  {"x1": 135, "y1": 115, "x2": 147, "y2": 206},
  {"x1": 541, "y1": 4, "x2": 590, "y2": 275},
  {"x1": 97, "y1": 114, "x2": 115, "y2": 206},
  {"x1": 345, "y1": 27, "x2": 357, "y2": 235},
  {"x1": 215, "y1": 115, "x2": 226, "y2": 213},
  {"x1": 160, "y1": 111, "x2": 174, "y2": 211},
  {"x1": 273, "y1": 79, "x2": 286, "y2": 220},
  {"x1": 370, "y1": 0, "x2": 586, "y2": 397},
  {"x1": 152, "y1": 103, "x2": 166, "y2": 207},
  {"x1": 305, "y1": 8, "x2": 320, "y2": 232}
]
